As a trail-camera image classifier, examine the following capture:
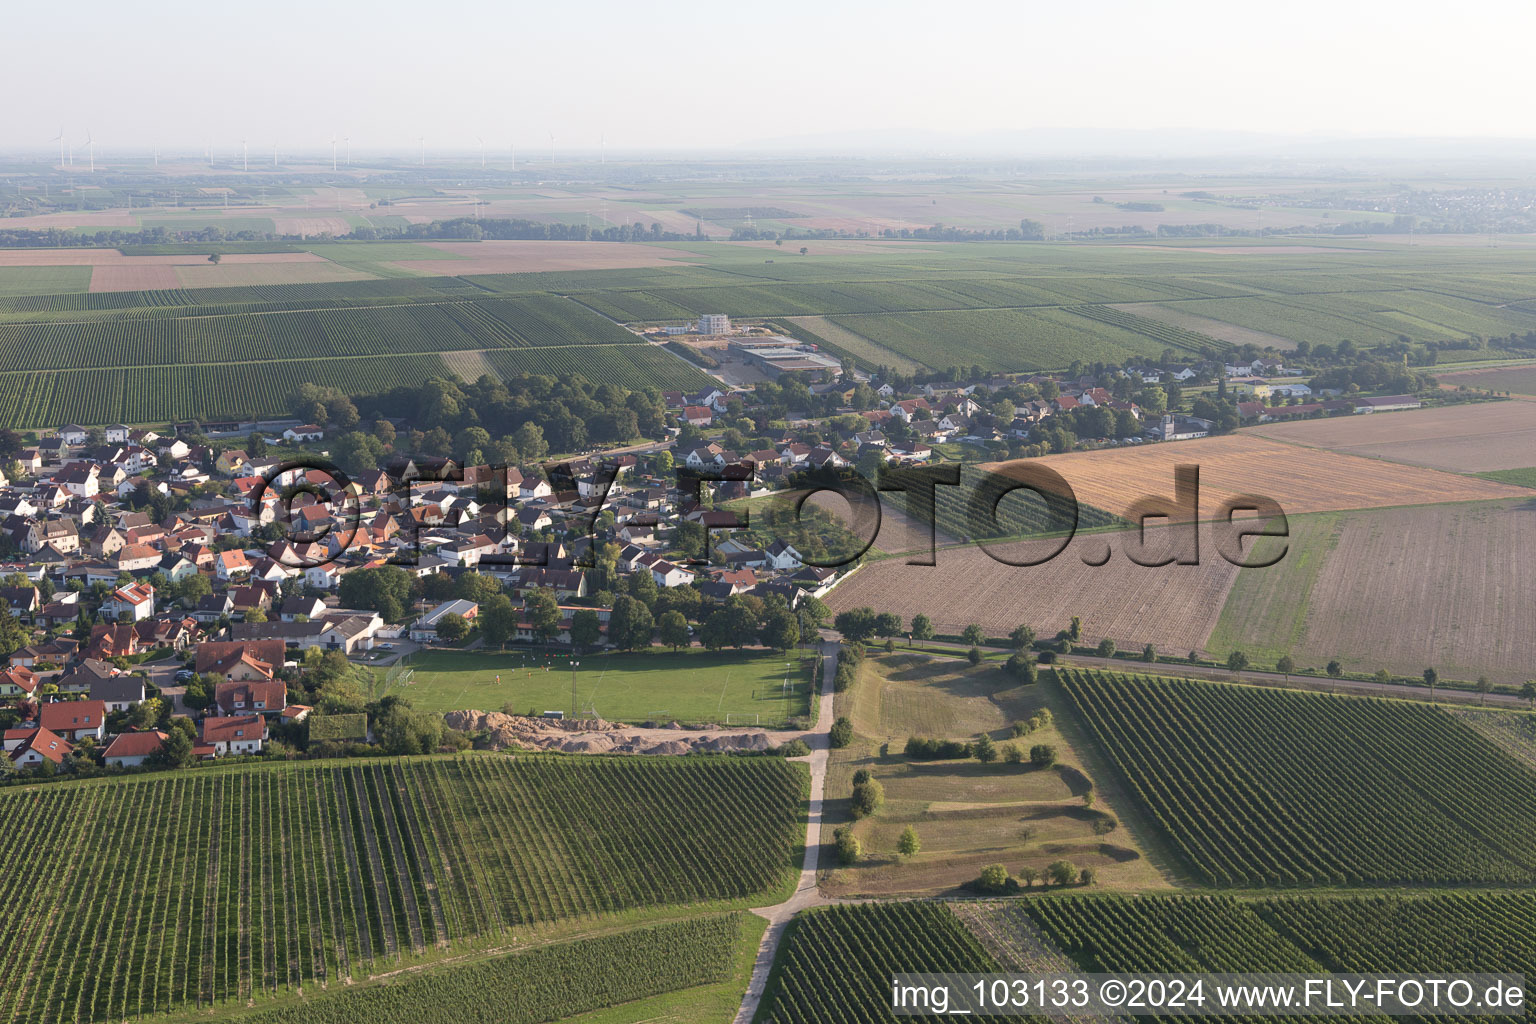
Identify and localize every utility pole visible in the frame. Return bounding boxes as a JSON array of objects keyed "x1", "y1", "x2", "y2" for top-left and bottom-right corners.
[{"x1": 569, "y1": 659, "x2": 580, "y2": 718}]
